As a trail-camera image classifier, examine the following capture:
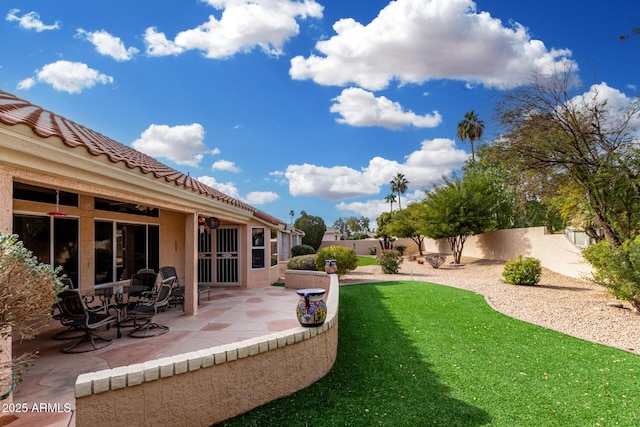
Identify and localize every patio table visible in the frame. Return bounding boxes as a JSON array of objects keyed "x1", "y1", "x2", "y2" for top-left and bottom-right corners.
[{"x1": 91, "y1": 285, "x2": 148, "y2": 338}]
